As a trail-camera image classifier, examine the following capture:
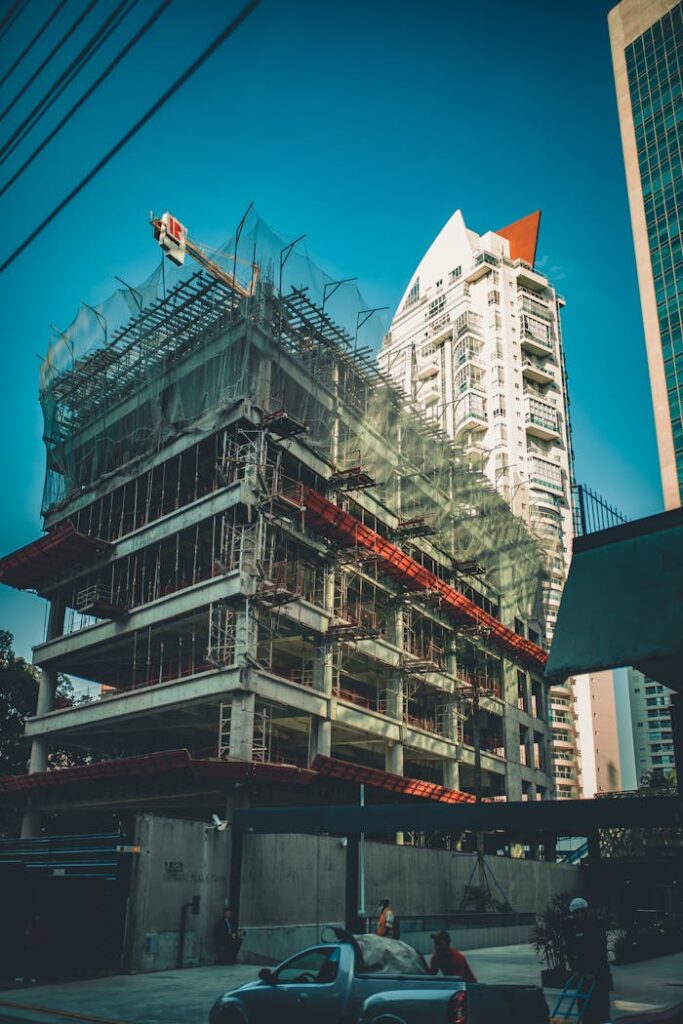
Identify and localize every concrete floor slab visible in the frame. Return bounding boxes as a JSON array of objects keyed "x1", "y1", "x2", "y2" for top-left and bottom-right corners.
[{"x1": 0, "y1": 945, "x2": 681, "y2": 1024}]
